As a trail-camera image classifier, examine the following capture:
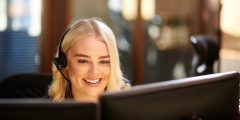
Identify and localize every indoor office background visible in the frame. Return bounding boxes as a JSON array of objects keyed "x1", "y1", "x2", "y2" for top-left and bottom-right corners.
[{"x1": 0, "y1": 0, "x2": 239, "y2": 86}]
